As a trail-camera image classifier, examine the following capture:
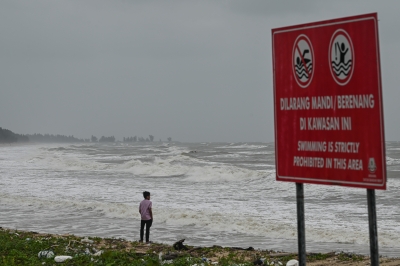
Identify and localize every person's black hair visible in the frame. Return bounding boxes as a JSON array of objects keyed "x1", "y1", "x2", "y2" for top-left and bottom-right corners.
[{"x1": 143, "y1": 191, "x2": 150, "y2": 198}]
